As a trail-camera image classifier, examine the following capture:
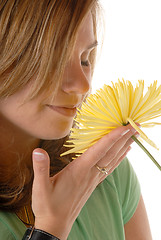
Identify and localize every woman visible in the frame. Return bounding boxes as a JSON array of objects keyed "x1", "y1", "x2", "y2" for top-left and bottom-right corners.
[{"x1": 0, "y1": 0, "x2": 152, "y2": 239}]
